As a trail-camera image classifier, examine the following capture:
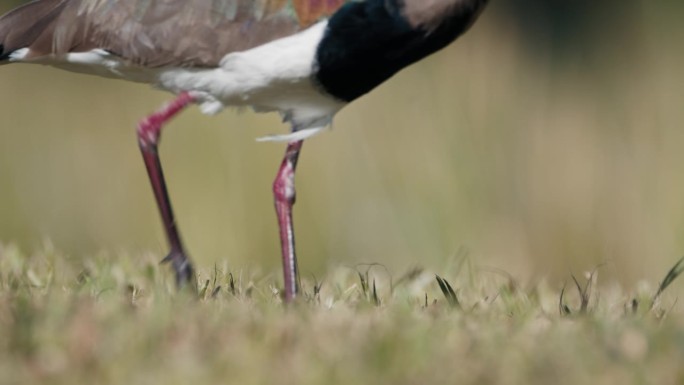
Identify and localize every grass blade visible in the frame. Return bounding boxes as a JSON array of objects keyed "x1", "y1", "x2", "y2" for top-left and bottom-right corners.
[
  {"x1": 650, "y1": 256, "x2": 684, "y2": 310},
  {"x1": 559, "y1": 284, "x2": 571, "y2": 316},
  {"x1": 372, "y1": 279, "x2": 380, "y2": 306},
  {"x1": 228, "y1": 273, "x2": 236, "y2": 296},
  {"x1": 435, "y1": 275, "x2": 460, "y2": 308}
]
